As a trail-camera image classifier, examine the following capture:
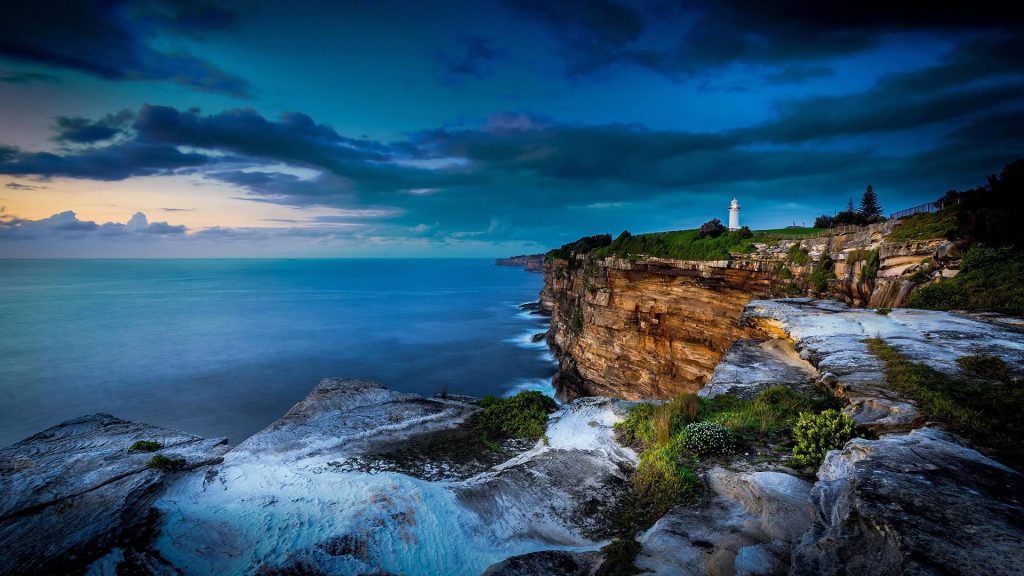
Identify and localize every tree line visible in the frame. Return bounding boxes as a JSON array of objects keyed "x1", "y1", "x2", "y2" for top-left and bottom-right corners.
[{"x1": 814, "y1": 185, "x2": 884, "y2": 229}]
